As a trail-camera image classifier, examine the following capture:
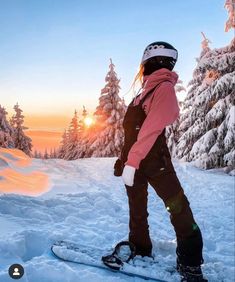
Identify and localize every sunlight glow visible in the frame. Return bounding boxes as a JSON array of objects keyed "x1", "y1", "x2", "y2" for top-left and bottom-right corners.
[{"x1": 84, "y1": 117, "x2": 94, "y2": 127}]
